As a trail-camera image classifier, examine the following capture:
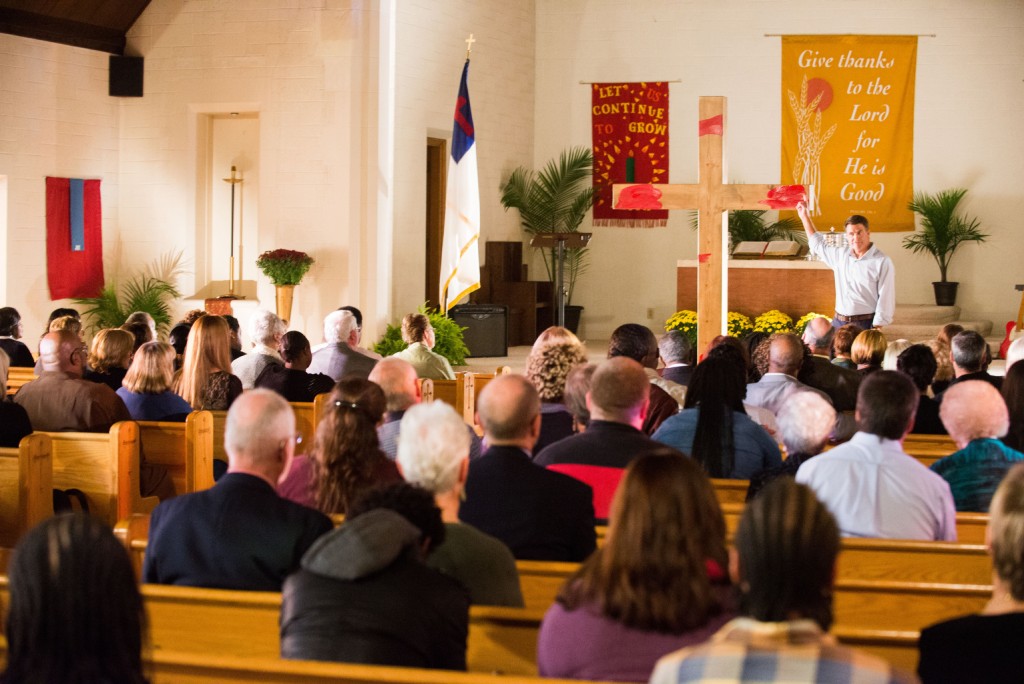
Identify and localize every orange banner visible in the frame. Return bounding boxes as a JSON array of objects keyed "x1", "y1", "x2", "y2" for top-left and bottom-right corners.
[{"x1": 781, "y1": 35, "x2": 917, "y2": 232}]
